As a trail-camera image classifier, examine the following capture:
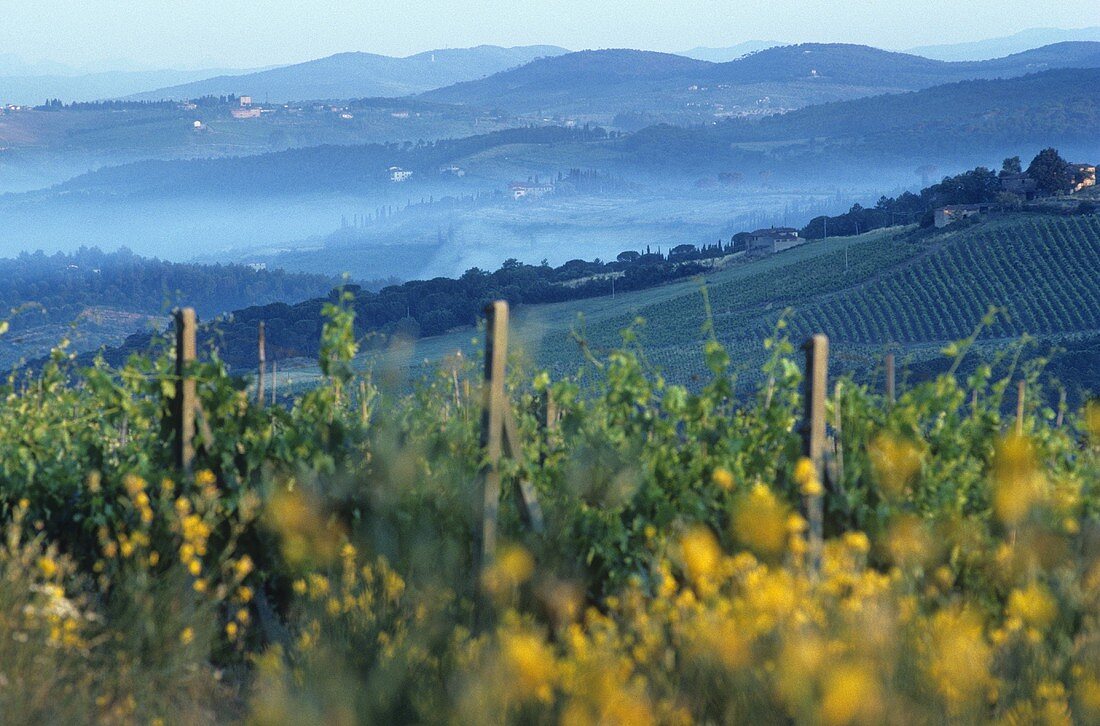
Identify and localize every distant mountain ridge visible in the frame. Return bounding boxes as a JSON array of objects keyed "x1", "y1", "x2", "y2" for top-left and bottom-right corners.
[
  {"x1": 126, "y1": 45, "x2": 570, "y2": 103},
  {"x1": 908, "y1": 27, "x2": 1100, "y2": 61},
  {"x1": 419, "y1": 42, "x2": 1100, "y2": 117},
  {"x1": 678, "y1": 41, "x2": 782, "y2": 62}
]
